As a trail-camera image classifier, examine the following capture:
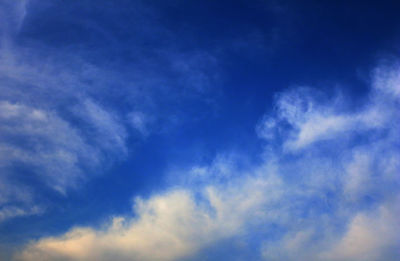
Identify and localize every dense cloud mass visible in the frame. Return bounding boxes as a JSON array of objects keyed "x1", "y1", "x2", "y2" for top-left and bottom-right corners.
[{"x1": 14, "y1": 67, "x2": 400, "y2": 260}]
